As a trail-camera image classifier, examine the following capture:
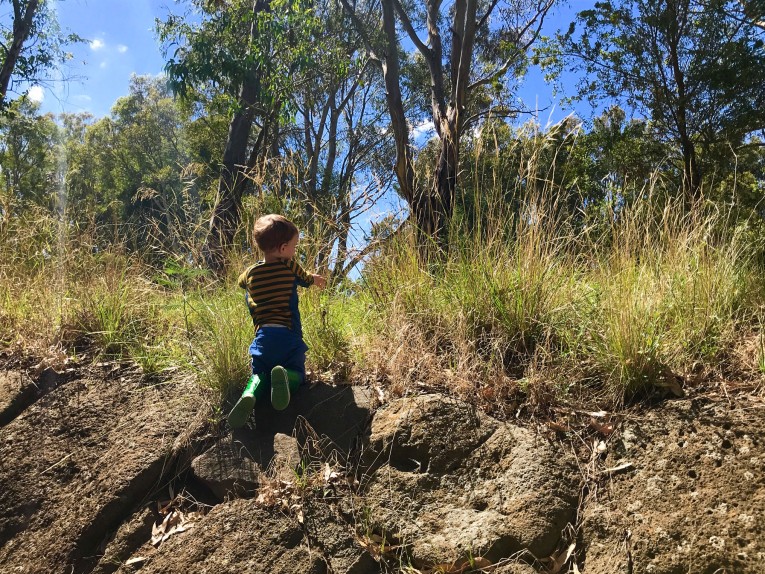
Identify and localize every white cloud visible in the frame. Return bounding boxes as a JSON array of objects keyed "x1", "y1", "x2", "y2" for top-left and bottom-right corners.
[
  {"x1": 90, "y1": 38, "x2": 105, "y2": 51},
  {"x1": 75, "y1": 94, "x2": 92, "y2": 102},
  {"x1": 27, "y1": 85, "x2": 44, "y2": 103},
  {"x1": 100, "y1": 61, "x2": 108, "y2": 69},
  {"x1": 117, "y1": 44, "x2": 128, "y2": 54},
  {"x1": 411, "y1": 120, "x2": 435, "y2": 141}
]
